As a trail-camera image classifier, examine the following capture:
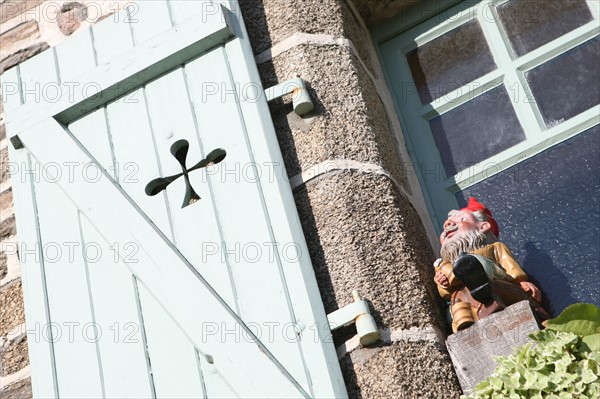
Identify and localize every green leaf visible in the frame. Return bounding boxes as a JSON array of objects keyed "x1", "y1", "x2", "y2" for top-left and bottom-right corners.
[
  {"x1": 490, "y1": 376, "x2": 503, "y2": 391},
  {"x1": 467, "y1": 329, "x2": 600, "y2": 399},
  {"x1": 545, "y1": 304, "x2": 600, "y2": 337},
  {"x1": 580, "y1": 367, "x2": 598, "y2": 384},
  {"x1": 582, "y1": 333, "x2": 600, "y2": 352}
]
